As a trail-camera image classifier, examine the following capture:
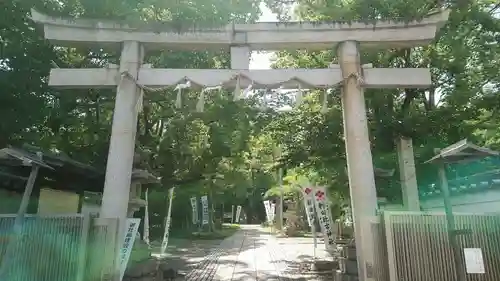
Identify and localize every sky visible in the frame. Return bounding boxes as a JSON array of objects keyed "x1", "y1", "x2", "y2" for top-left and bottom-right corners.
[{"x1": 248, "y1": 3, "x2": 277, "y2": 70}]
